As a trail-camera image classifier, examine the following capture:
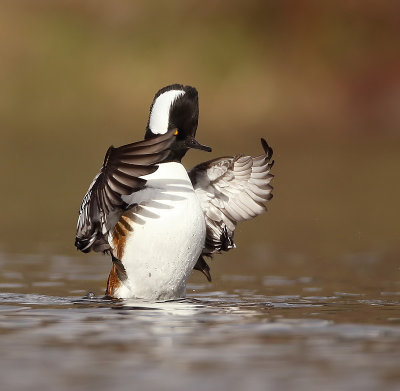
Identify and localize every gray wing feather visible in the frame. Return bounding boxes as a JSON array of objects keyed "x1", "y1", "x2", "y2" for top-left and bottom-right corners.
[{"x1": 189, "y1": 138, "x2": 274, "y2": 255}]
